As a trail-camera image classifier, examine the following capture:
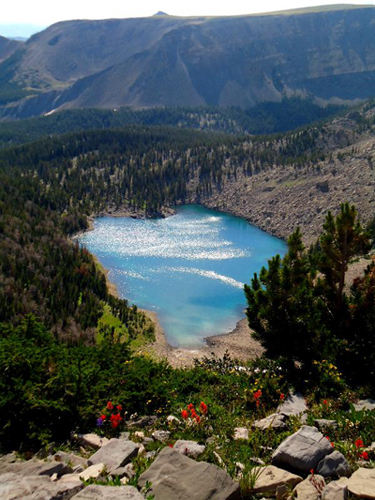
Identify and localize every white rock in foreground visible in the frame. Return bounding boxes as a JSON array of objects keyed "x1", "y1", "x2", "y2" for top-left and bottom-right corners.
[
  {"x1": 173, "y1": 440, "x2": 206, "y2": 459},
  {"x1": 252, "y1": 465, "x2": 302, "y2": 494},
  {"x1": 71, "y1": 484, "x2": 144, "y2": 499},
  {"x1": 76, "y1": 433, "x2": 109, "y2": 450},
  {"x1": 347, "y1": 467, "x2": 375, "y2": 499},
  {"x1": 322, "y1": 477, "x2": 349, "y2": 500},
  {"x1": 79, "y1": 463, "x2": 105, "y2": 481}
]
